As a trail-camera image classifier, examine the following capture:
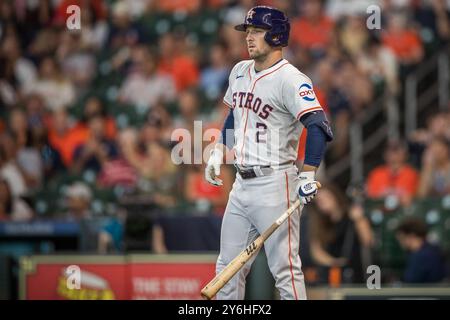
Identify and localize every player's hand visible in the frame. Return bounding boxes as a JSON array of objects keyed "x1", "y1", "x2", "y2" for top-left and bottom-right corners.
[
  {"x1": 205, "y1": 148, "x2": 223, "y2": 186},
  {"x1": 296, "y1": 171, "x2": 321, "y2": 205}
]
